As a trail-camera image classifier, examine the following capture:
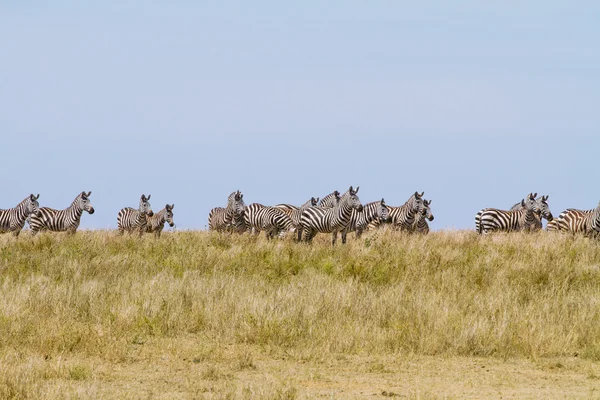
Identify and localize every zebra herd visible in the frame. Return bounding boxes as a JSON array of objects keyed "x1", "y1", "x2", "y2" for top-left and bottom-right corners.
[
  {"x1": 2, "y1": 190, "x2": 600, "y2": 240},
  {"x1": 0, "y1": 192, "x2": 175, "y2": 238},
  {"x1": 476, "y1": 193, "x2": 600, "y2": 237},
  {"x1": 207, "y1": 187, "x2": 435, "y2": 245}
]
